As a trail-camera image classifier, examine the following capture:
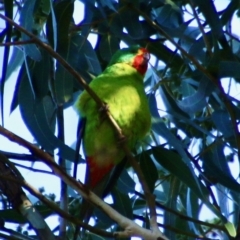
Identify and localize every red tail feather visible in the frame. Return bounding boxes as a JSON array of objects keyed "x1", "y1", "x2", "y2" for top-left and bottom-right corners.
[{"x1": 86, "y1": 157, "x2": 114, "y2": 188}]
